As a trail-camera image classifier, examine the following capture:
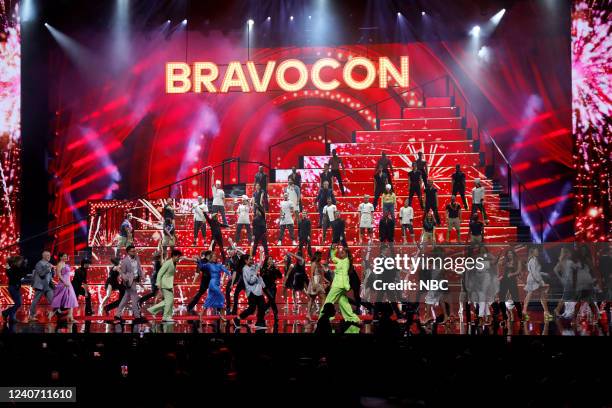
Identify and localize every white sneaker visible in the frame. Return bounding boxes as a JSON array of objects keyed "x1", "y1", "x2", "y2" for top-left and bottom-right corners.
[
  {"x1": 277, "y1": 240, "x2": 282, "y2": 246},
  {"x1": 292, "y1": 240, "x2": 297, "y2": 246}
]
